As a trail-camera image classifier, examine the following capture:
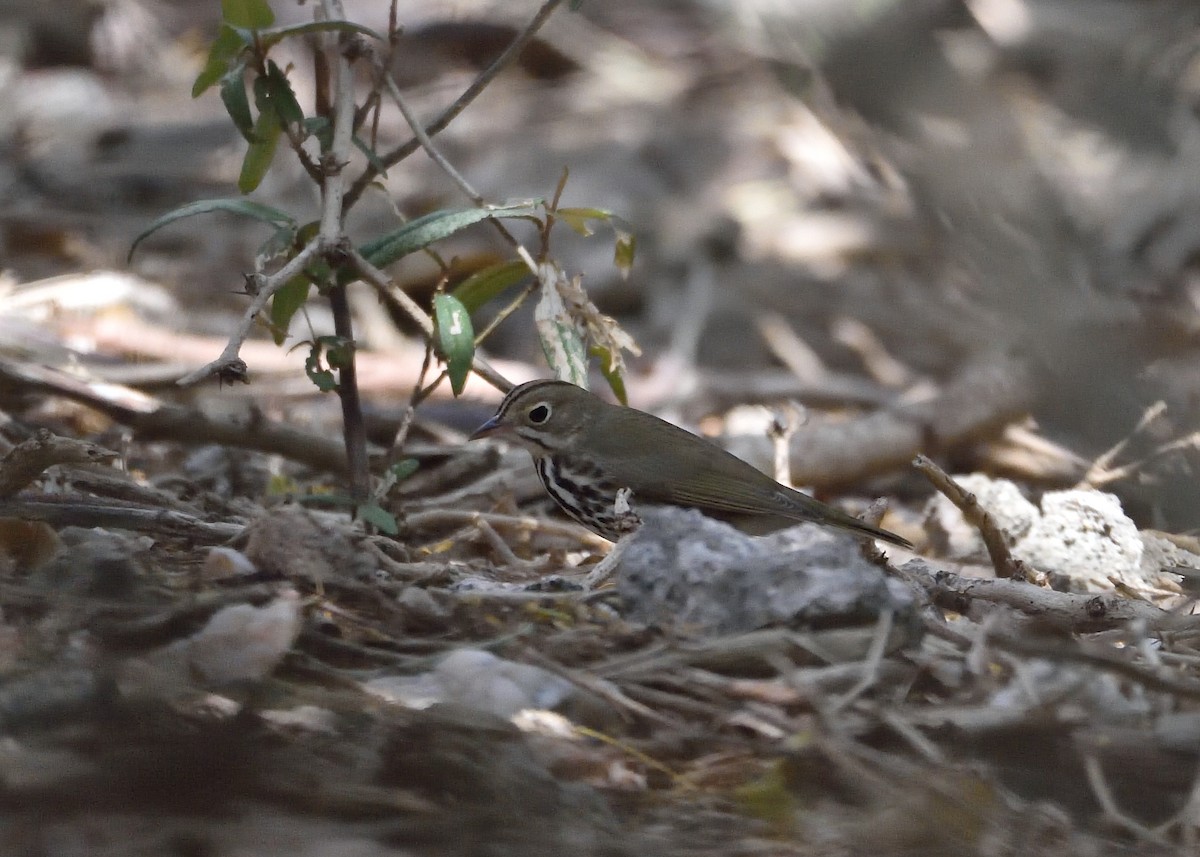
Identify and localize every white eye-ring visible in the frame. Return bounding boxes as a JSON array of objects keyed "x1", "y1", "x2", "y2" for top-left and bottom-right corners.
[{"x1": 528, "y1": 403, "x2": 552, "y2": 424}]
